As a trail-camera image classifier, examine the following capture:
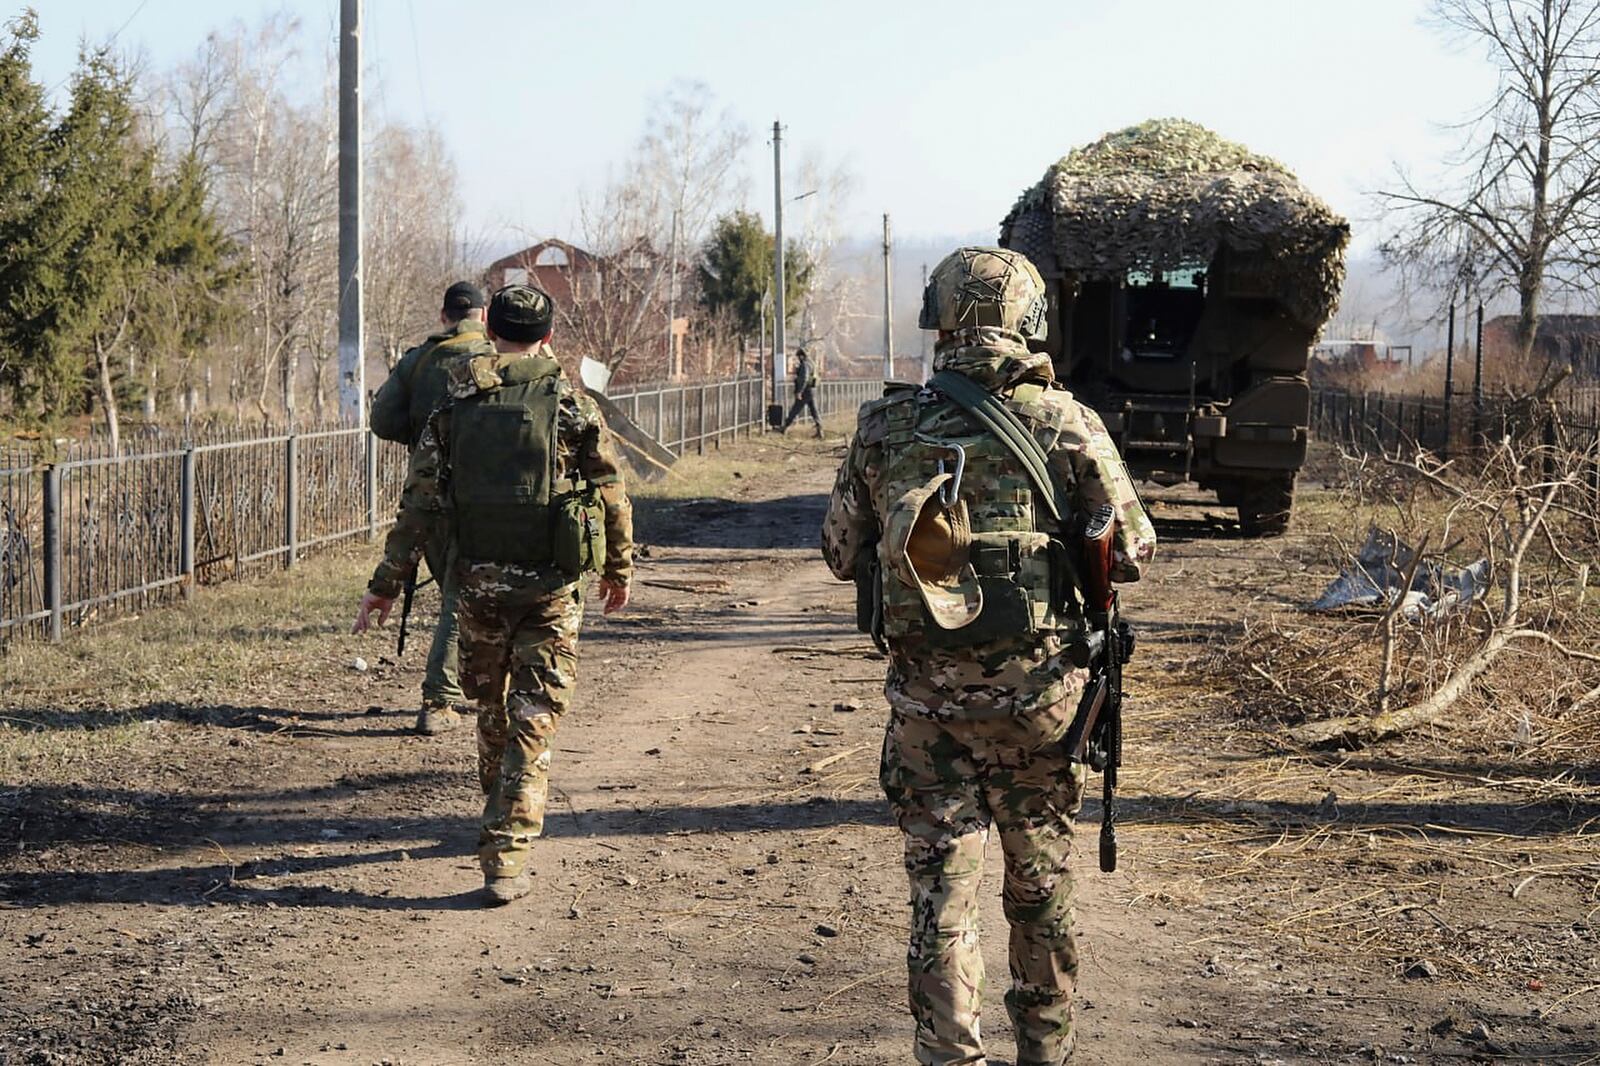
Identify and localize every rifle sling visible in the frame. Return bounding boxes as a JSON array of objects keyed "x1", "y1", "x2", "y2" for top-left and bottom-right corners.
[
  {"x1": 929, "y1": 371, "x2": 1083, "y2": 598},
  {"x1": 928, "y1": 370, "x2": 1072, "y2": 527}
]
